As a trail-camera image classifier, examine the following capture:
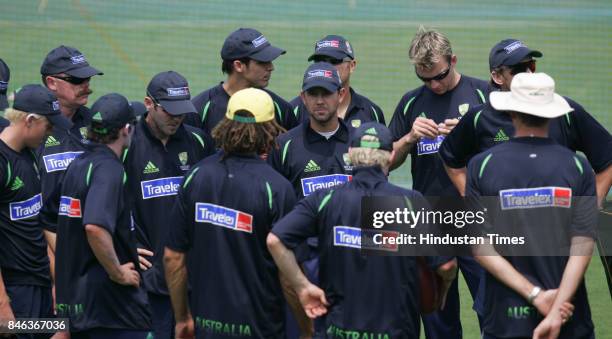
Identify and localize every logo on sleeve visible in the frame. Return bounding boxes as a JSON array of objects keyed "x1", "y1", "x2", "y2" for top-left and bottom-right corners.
[
  {"x1": 42, "y1": 151, "x2": 84, "y2": 173},
  {"x1": 303, "y1": 160, "x2": 321, "y2": 173},
  {"x1": 301, "y1": 174, "x2": 352, "y2": 196},
  {"x1": 417, "y1": 135, "x2": 445, "y2": 155},
  {"x1": 141, "y1": 176, "x2": 183, "y2": 199},
  {"x1": 9, "y1": 194, "x2": 42, "y2": 220},
  {"x1": 58, "y1": 196, "x2": 82, "y2": 218},
  {"x1": 195, "y1": 203, "x2": 253, "y2": 233},
  {"x1": 333, "y1": 226, "x2": 398, "y2": 252},
  {"x1": 500, "y1": 187, "x2": 572, "y2": 210},
  {"x1": 143, "y1": 161, "x2": 160, "y2": 174}
]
